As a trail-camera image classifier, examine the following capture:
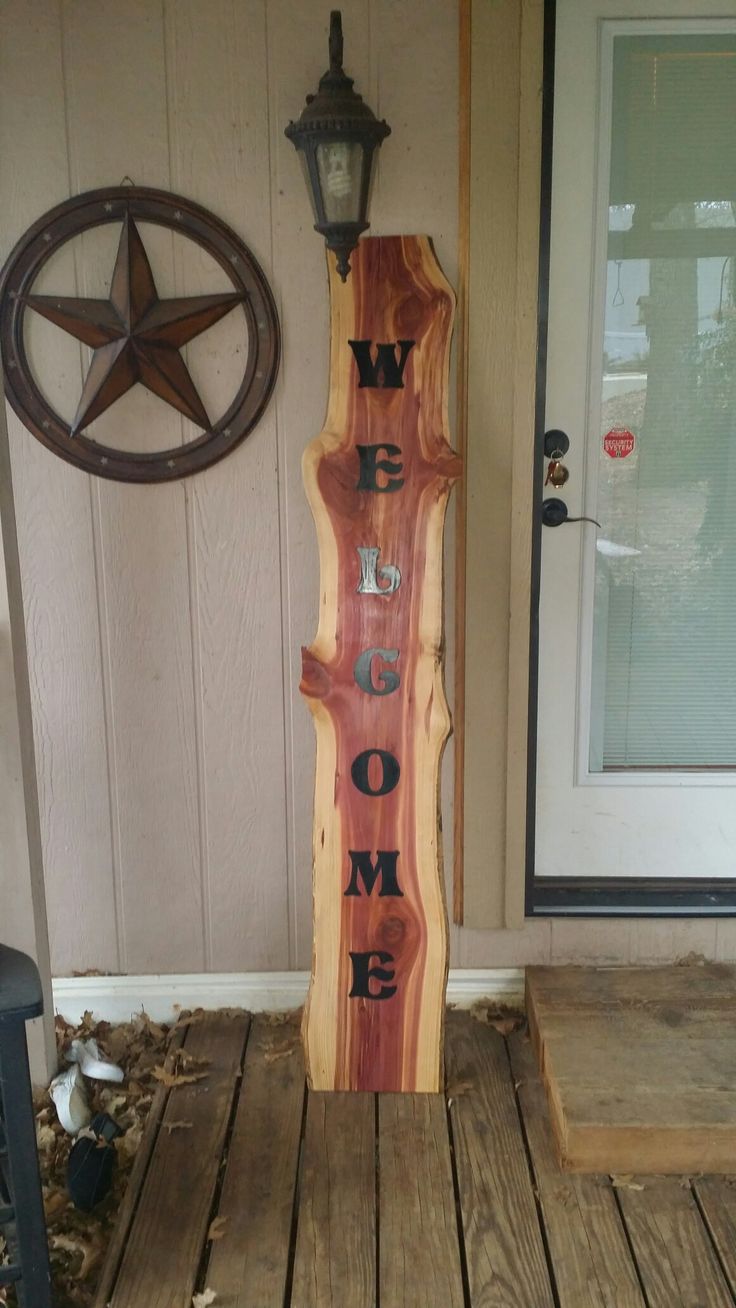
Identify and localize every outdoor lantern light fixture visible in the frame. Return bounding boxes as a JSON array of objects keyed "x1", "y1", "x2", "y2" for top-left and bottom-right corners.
[{"x1": 285, "y1": 10, "x2": 390, "y2": 281}]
